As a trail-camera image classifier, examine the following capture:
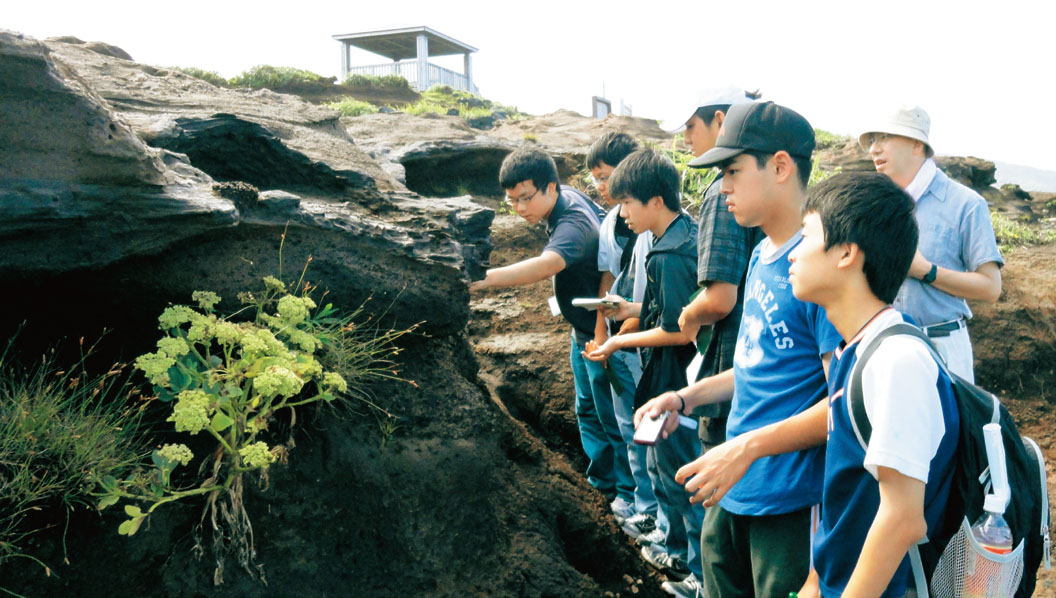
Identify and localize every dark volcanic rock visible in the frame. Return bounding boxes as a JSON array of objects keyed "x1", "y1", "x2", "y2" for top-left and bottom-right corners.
[
  {"x1": 0, "y1": 30, "x2": 666, "y2": 598},
  {"x1": 1, "y1": 29, "x2": 491, "y2": 336},
  {"x1": 148, "y1": 114, "x2": 377, "y2": 196},
  {"x1": 0, "y1": 30, "x2": 238, "y2": 274},
  {"x1": 936, "y1": 155, "x2": 997, "y2": 189}
]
